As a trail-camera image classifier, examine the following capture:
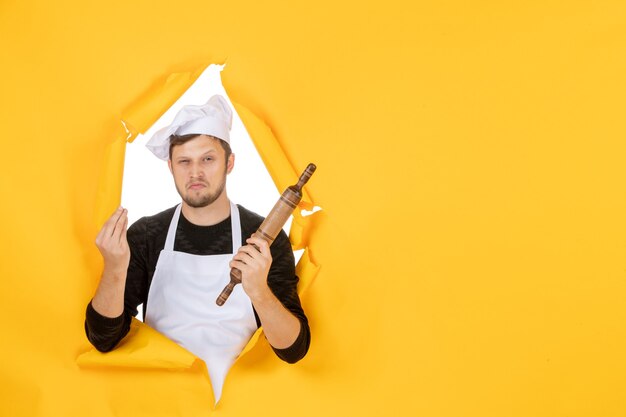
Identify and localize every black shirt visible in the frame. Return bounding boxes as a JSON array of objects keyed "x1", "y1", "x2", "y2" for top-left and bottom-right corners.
[{"x1": 85, "y1": 204, "x2": 310, "y2": 363}]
